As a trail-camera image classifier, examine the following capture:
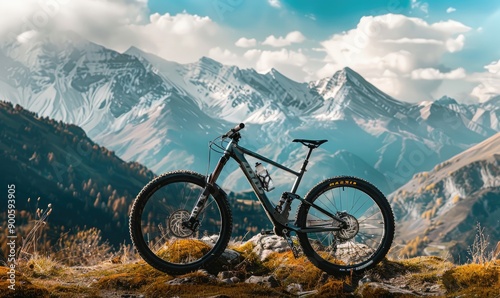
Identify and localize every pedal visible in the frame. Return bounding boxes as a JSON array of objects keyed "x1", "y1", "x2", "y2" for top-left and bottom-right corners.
[{"x1": 282, "y1": 229, "x2": 300, "y2": 258}]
